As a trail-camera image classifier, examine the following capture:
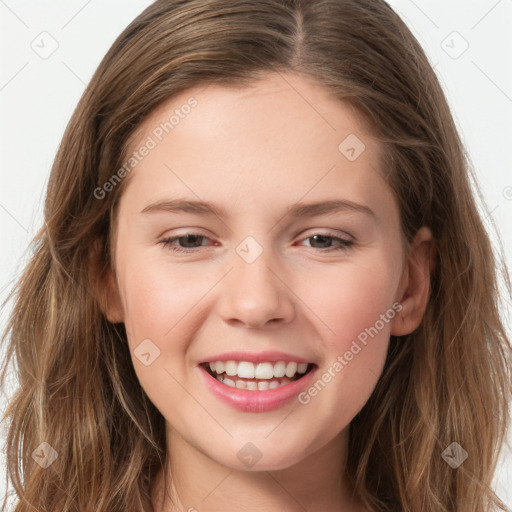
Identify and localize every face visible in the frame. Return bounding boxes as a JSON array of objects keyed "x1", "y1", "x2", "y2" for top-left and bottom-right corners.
[{"x1": 103, "y1": 71, "x2": 430, "y2": 471}]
